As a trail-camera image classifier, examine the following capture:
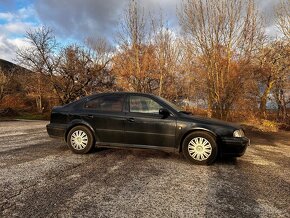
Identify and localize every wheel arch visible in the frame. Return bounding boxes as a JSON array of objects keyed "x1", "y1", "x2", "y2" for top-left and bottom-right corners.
[
  {"x1": 65, "y1": 120, "x2": 97, "y2": 142},
  {"x1": 178, "y1": 128, "x2": 217, "y2": 153}
]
